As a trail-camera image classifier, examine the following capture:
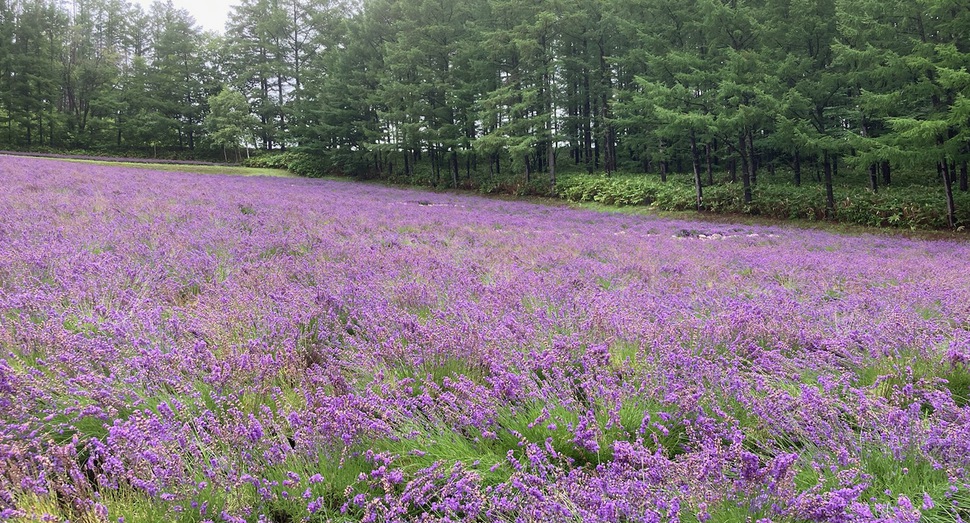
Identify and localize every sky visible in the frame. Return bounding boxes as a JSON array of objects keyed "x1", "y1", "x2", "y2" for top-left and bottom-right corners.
[{"x1": 133, "y1": 0, "x2": 235, "y2": 33}]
